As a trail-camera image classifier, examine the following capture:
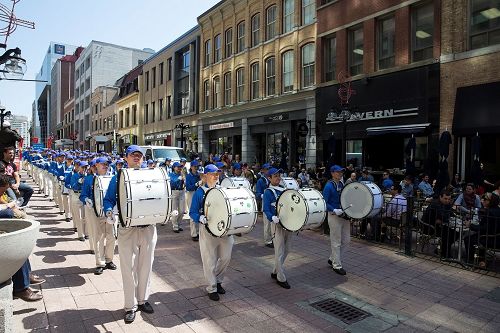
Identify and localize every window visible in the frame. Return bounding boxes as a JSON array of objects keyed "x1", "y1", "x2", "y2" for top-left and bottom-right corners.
[
  {"x1": 251, "y1": 63, "x2": 260, "y2": 99},
  {"x1": 378, "y1": 16, "x2": 395, "y2": 69},
  {"x1": 266, "y1": 5, "x2": 277, "y2": 40},
  {"x1": 213, "y1": 76, "x2": 221, "y2": 108},
  {"x1": 349, "y1": 26, "x2": 364, "y2": 76},
  {"x1": 85, "y1": 57, "x2": 90, "y2": 70},
  {"x1": 265, "y1": 57, "x2": 276, "y2": 96},
  {"x1": 144, "y1": 104, "x2": 149, "y2": 124},
  {"x1": 214, "y1": 34, "x2": 221, "y2": 62},
  {"x1": 204, "y1": 39, "x2": 211, "y2": 66},
  {"x1": 324, "y1": 35, "x2": 336, "y2": 81},
  {"x1": 204, "y1": 80, "x2": 210, "y2": 110},
  {"x1": 301, "y1": 43, "x2": 315, "y2": 88},
  {"x1": 167, "y1": 96, "x2": 172, "y2": 118},
  {"x1": 251, "y1": 14, "x2": 260, "y2": 47},
  {"x1": 236, "y1": 68, "x2": 245, "y2": 102},
  {"x1": 237, "y1": 21, "x2": 246, "y2": 52},
  {"x1": 159, "y1": 62, "x2": 164, "y2": 84},
  {"x1": 302, "y1": 0, "x2": 316, "y2": 25},
  {"x1": 132, "y1": 105, "x2": 137, "y2": 125},
  {"x1": 224, "y1": 72, "x2": 232, "y2": 106},
  {"x1": 282, "y1": 51, "x2": 294, "y2": 93},
  {"x1": 178, "y1": 78, "x2": 189, "y2": 115},
  {"x1": 470, "y1": 0, "x2": 500, "y2": 49},
  {"x1": 152, "y1": 67, "x2": 156, "y2": 88},
  {"x1": 225, "y1": 28, "x2": 233, "y2": 58},
  {"x1": 181, "y1": 51, "x2": 190, "y2": 74},
  {"x1": 159, "y1": 98, "x2": 163, "y2": 121},
  {"x1": 167, "y1": 58, "x2": 172, "y2": 80},
  {"x1": 75, "y1": 87, "x2": 79, "y2": 98},
  {"x1": 151, "y1": 101, "x2": 155, "y2": 123},
  {"x1": 125, "y1": 107, "x2": 130, "y2": 127},
  {"x1": 145, "y1": 71, "x2": 150, "y2": 91},
  {"x1": 283, "y1": 0, "x2": 295, "y2": 33},
  {"x1": 412, "y1": 2, "x2": 434, "y2": 62},
  {"x1": 75, "y1": 69, "x2": 79, "y2": 78},
  {"x1": 85, "y1": 78, "x2": 90, "y2": 91}
]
